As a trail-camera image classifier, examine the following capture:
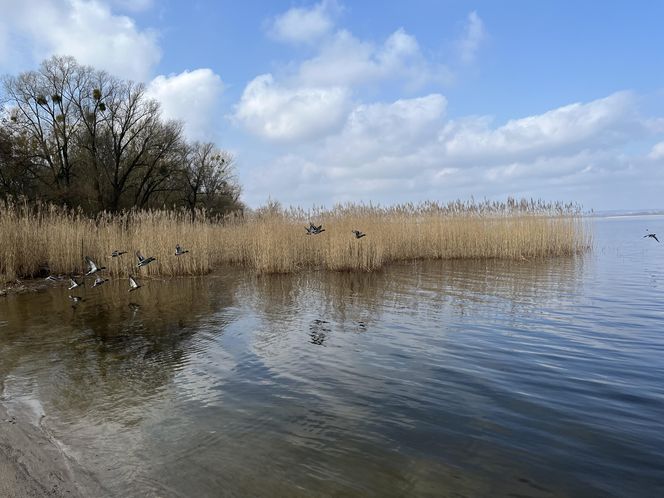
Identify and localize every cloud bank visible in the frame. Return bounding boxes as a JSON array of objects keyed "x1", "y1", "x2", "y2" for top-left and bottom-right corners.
[
  {"x1": 242, "y1": 90, "x2": 663, "y2": 208},
  {"x1": 0, "y1": 0, "x2": 160, "y2": 81}
]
